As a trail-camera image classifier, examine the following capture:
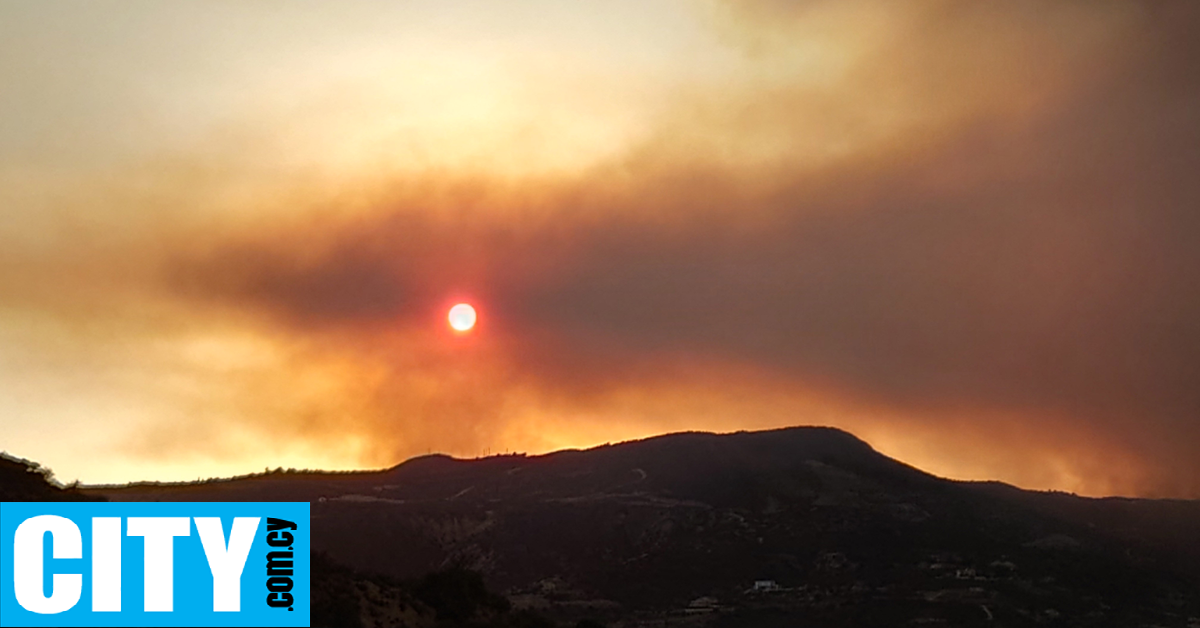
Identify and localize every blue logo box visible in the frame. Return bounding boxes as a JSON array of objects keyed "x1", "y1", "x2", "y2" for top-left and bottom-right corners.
[{"x1": 0, "y1": 502, "x2": 309, "y2": 627}]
